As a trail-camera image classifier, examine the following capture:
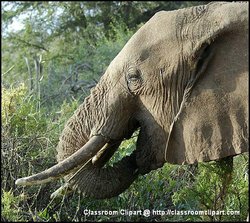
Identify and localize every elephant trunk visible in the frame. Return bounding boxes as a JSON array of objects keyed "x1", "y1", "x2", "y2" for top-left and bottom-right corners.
[{"x1": 68, "y1": 152, "x2": 138, "y2": 199}]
